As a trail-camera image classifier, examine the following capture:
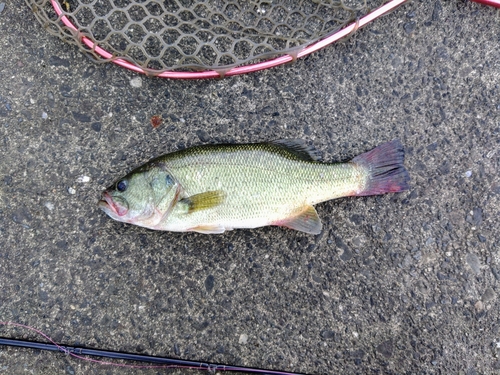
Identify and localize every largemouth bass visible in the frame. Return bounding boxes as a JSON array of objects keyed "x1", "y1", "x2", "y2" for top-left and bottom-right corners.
[{"x1": 99, "y1": 140, "x2": 410, "y2": 234}]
